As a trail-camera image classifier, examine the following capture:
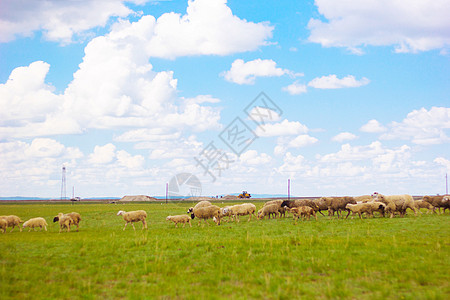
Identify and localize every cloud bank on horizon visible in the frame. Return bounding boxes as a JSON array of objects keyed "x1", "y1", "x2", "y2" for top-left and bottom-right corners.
[{"x1": 0, "y1": 0, "x2": 449, "y2": 197}]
